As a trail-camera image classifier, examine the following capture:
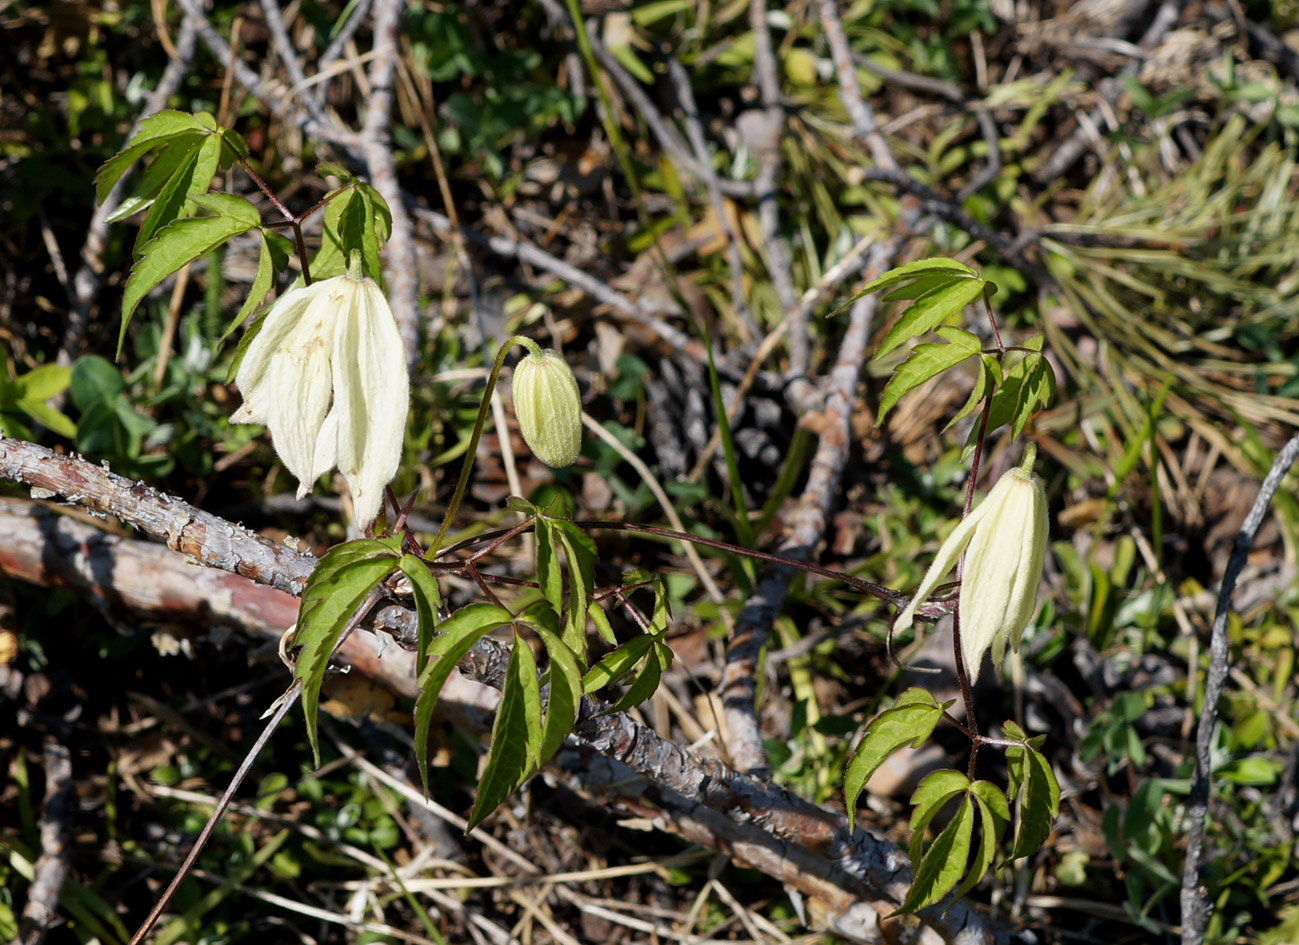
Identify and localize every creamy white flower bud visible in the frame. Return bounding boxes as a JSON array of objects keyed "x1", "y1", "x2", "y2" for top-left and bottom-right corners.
[
  {"x1": 232, "y1": 268, "x2": 409, "y2": 527},
  {"x1": 511, "y1": 347, "x2": 582, "y2": 467},
  {"x1": 893, "y1": 451, "x2": 1049, "y2": 680}
]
